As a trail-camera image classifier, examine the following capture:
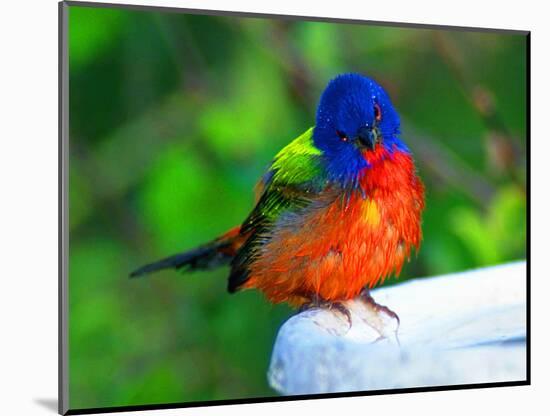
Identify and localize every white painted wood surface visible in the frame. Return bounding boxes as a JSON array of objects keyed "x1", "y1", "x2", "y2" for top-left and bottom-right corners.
[{"x1": 268, "y1": 261, "x2": 527, "y2": 394}]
